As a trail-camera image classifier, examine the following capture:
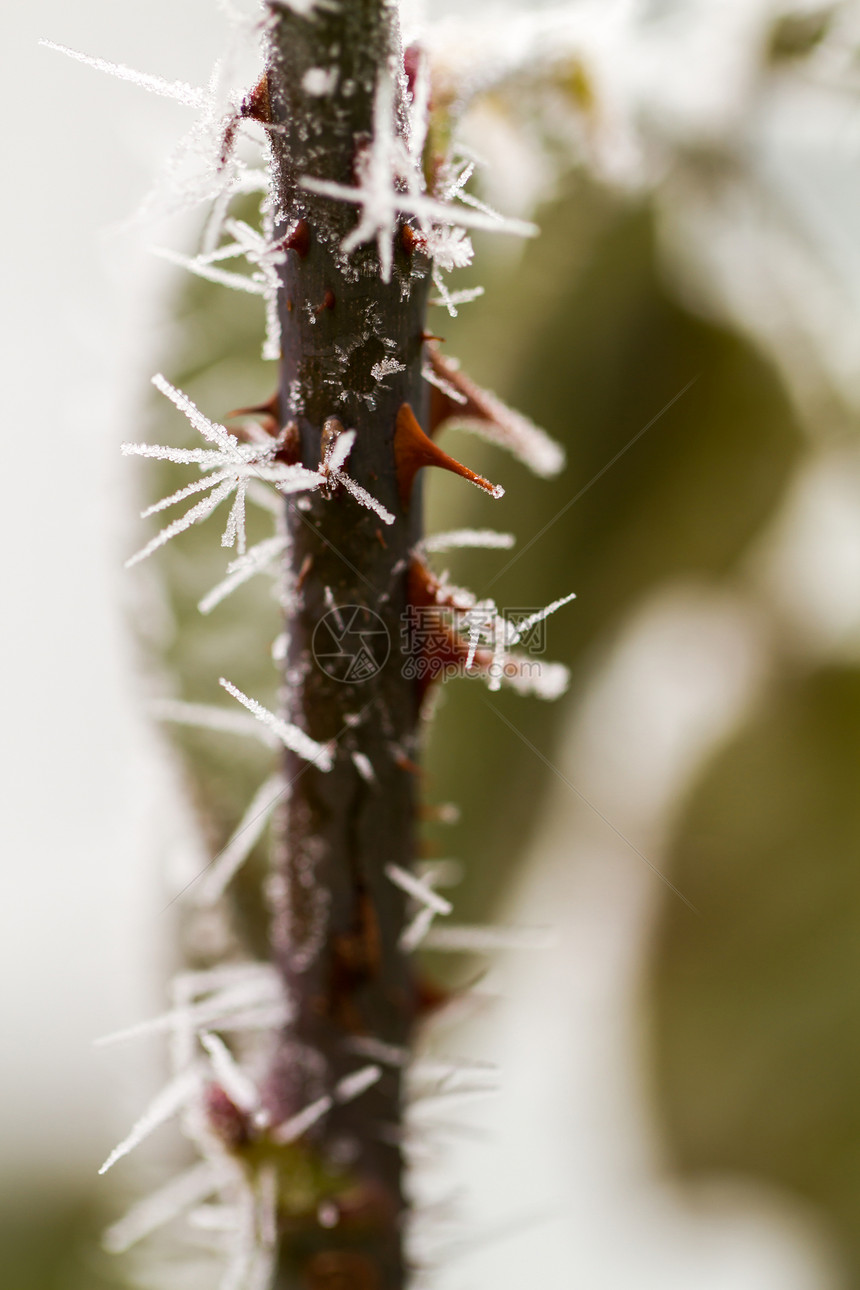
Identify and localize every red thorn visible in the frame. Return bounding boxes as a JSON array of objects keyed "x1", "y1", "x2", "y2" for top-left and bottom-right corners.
[
  {"x1": 421, "y1": 330, "x2": 445, "y2": 344},
  {"x1": 426, "y1": 344, "x2": 499, "y2": 436},
  {"x1": 394, "y1": 403, "x2": 503, "y2": 507},
  {"x1": 375, "y1": 527, "x2": 388, "y2": 550},
  {"x1": 239, "y1": 74, "x2": 271, "y2": 125},
  {"x1": 315, "y1": 288, "x2": 336, "y2": 316},
  {"x1": 405, "y1": 558, "x2": 500, "y2": 704},
  {"x1": 282, "y1": 218, "x2": 311, "y2": 258},
  {"x1": 406, "y1": 558, "x2": 471, "y2": 703}
]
